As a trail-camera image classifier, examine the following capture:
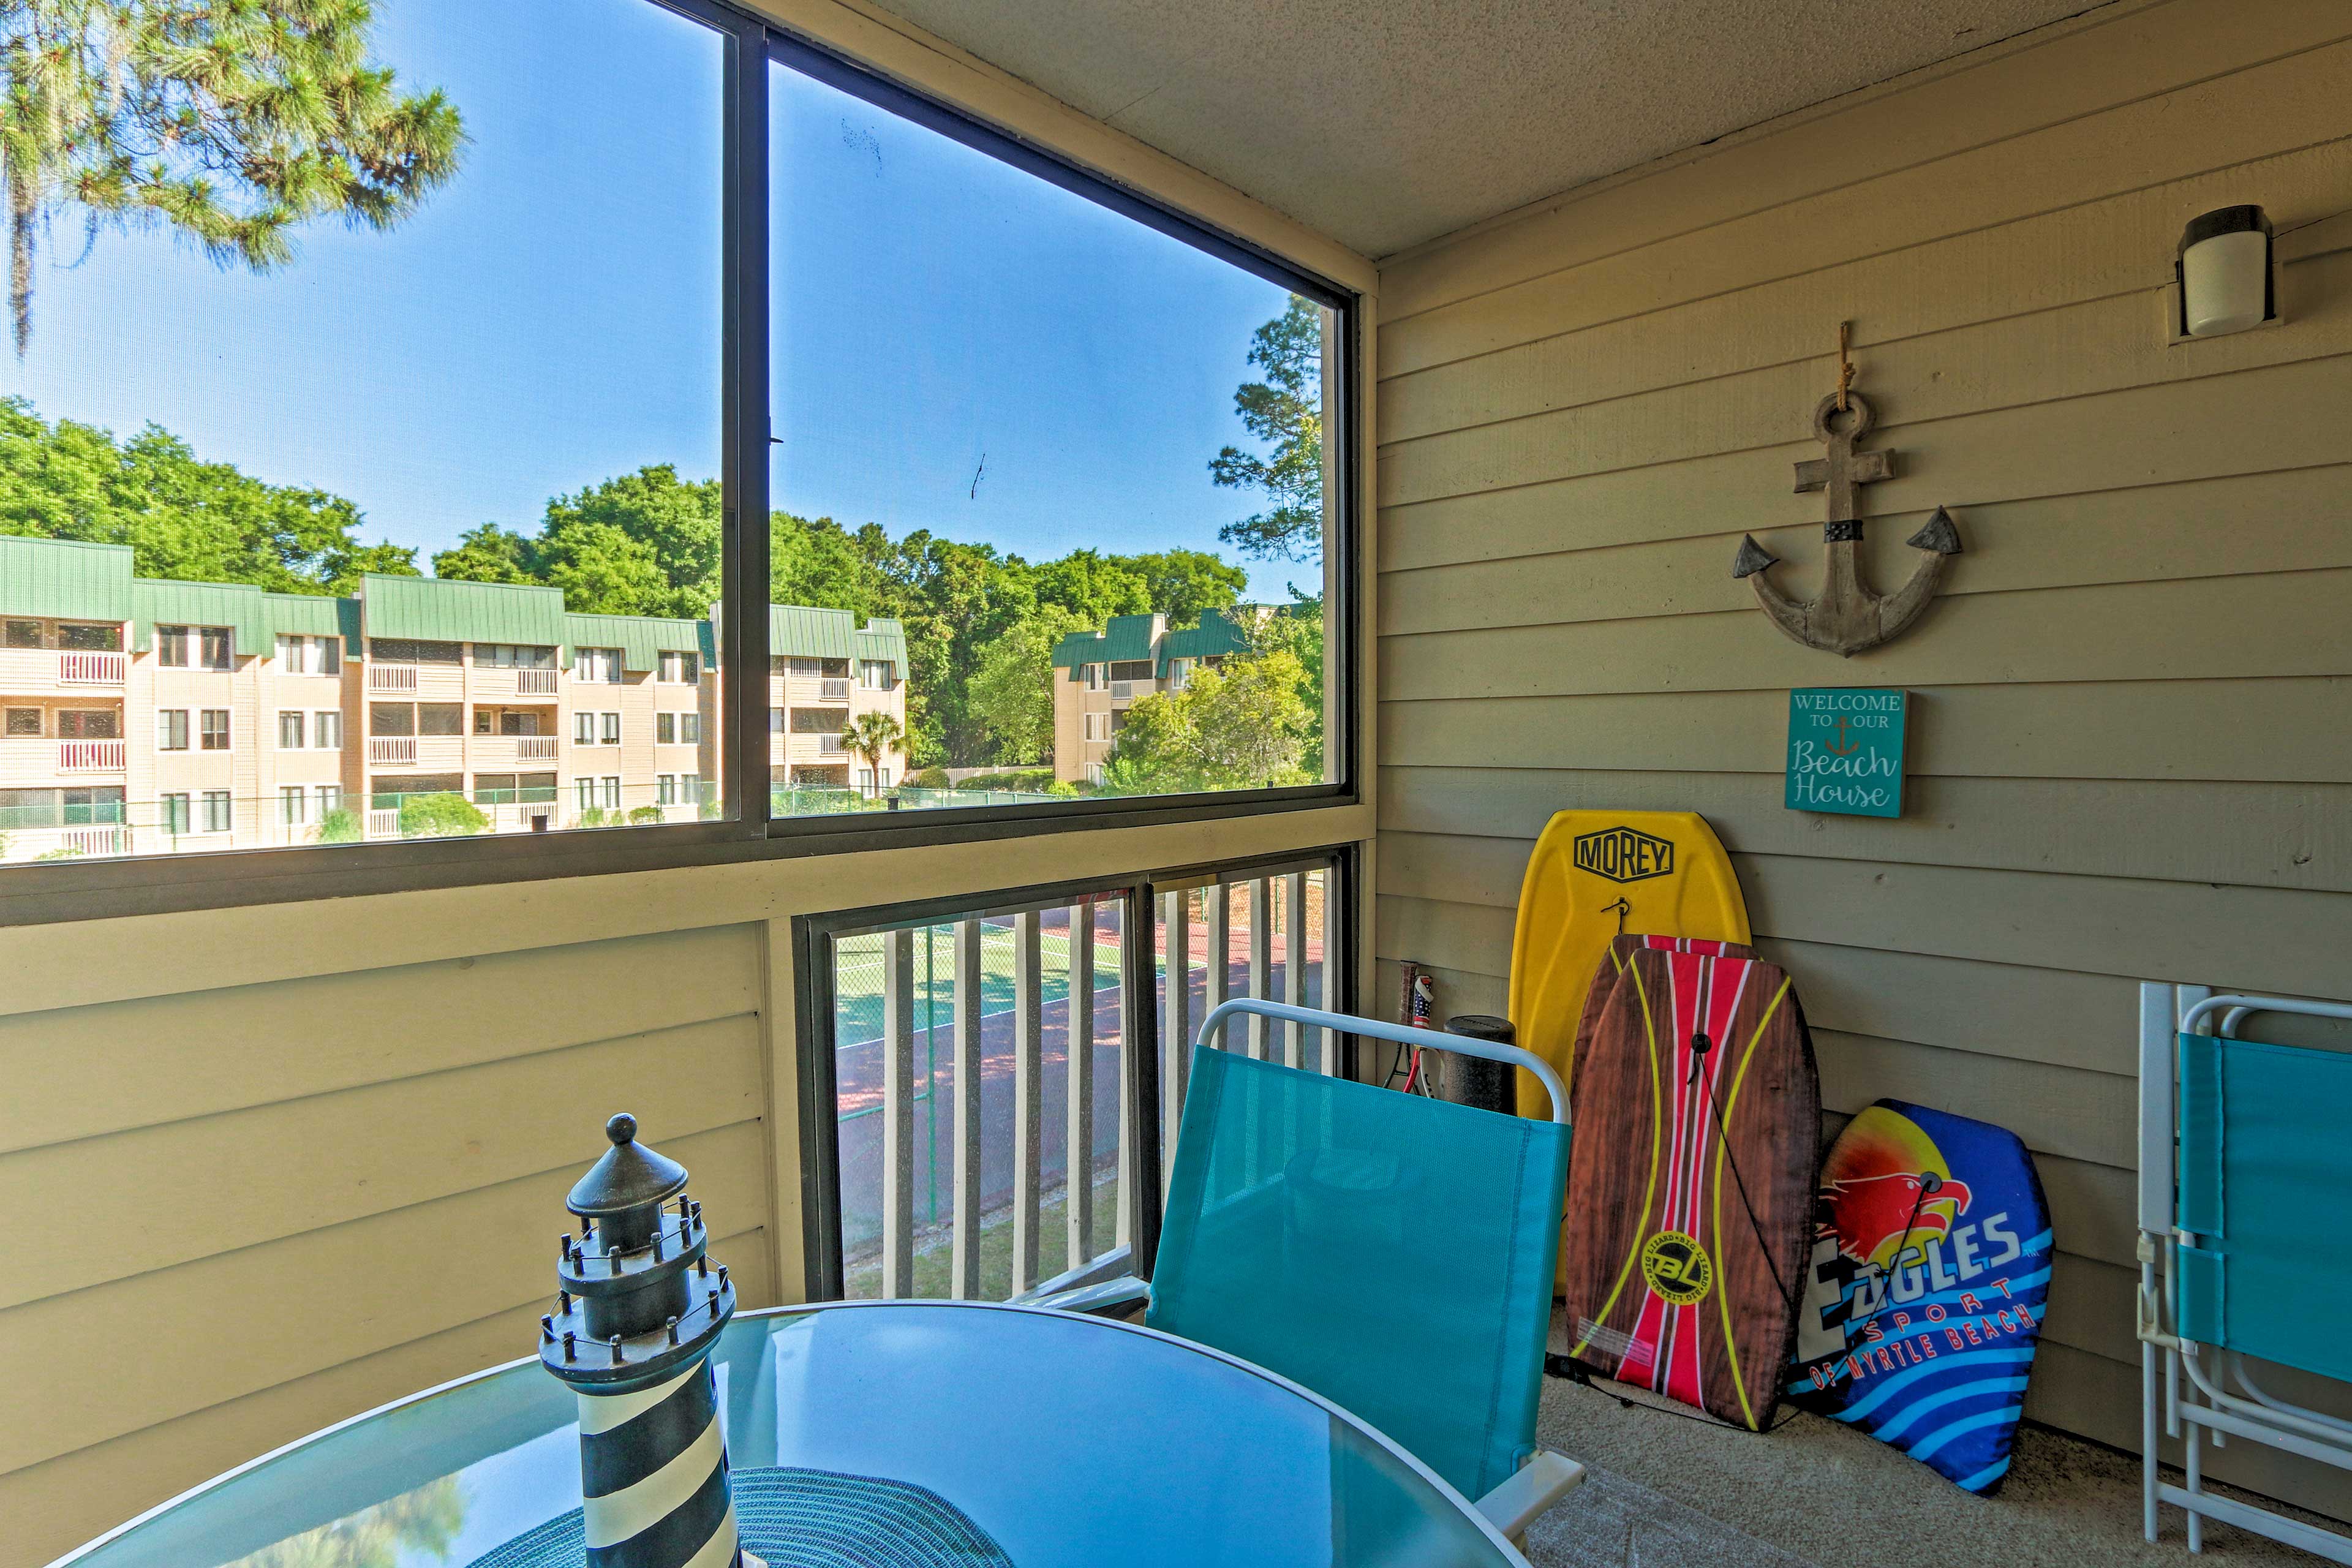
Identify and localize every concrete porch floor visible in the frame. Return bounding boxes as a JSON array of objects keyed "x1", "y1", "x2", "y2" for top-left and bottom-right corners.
[{"x1": 1527, "y1": 1376, "x2": 2341, "y2": 1568}]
